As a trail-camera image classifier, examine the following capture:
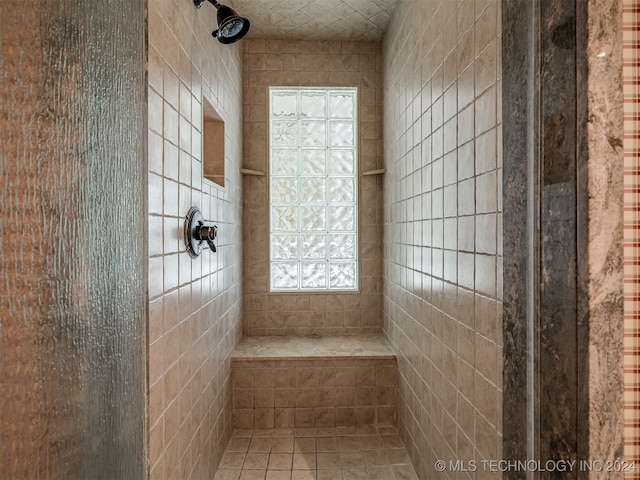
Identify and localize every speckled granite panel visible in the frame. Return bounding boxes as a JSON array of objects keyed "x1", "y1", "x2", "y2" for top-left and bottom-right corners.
[
  {"x1": 502, "y1": 0, "x2": 624, "y2": 475},
  {"x1": 586, "y1": 0, "x2": 625, "y2": 472},
  {"x1": 538, "y1": 0, "x2": 582, "y2": 470},
  {"x1": 501, "y1": 1, "x2": 531, "y2": 465},
  {"x1": 503, "y1": 0, "x2": 588, "y2": 471}
]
